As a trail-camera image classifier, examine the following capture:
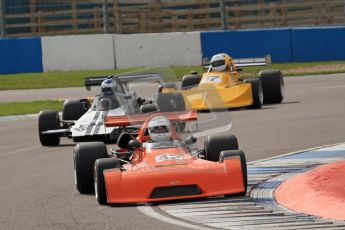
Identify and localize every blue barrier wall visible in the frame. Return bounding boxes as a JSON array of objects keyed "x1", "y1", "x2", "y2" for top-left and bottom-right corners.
[
  {"x1": 291, "y1": 27, "x2": 345, "y2": 62},
  {"x1": 1, "y1": 27, "x2": 345, "y2": 75},
  {"x1": 201, "y1": 27, "x2": 345, "y2": 63},
  {"x1": 0, "y1": 37, "x2": 43, "y2": 74},
  {"x1": 201, "y1": 29, "x2": 293, "y2": 63}
]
